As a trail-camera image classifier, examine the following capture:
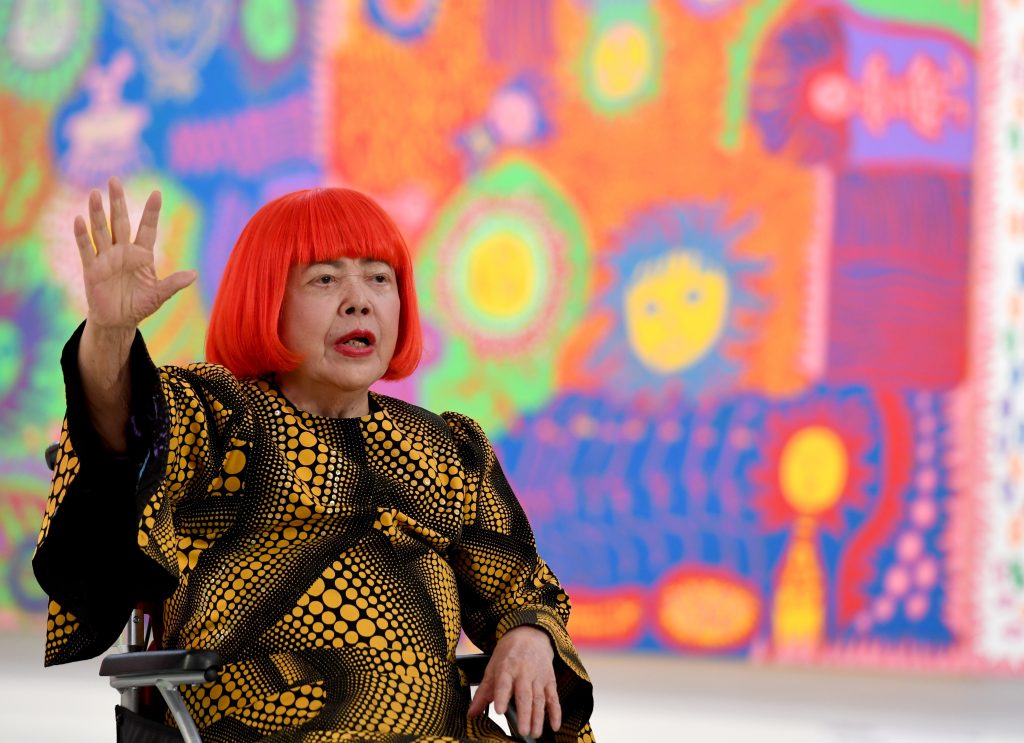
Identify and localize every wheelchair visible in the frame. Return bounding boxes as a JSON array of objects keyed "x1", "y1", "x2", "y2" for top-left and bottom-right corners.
[{"x1": 44, "y1": 444, "x2": 537, "y2": 743}]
